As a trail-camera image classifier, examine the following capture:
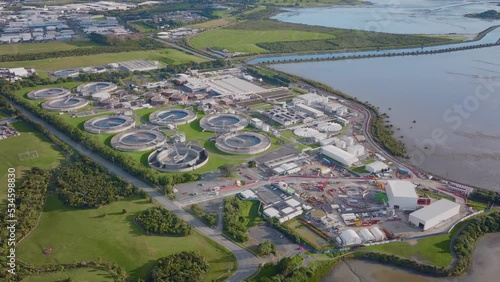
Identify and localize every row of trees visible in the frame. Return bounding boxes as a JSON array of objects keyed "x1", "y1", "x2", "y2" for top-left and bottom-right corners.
[
  {"x1": 0, "y1": 36, "x2": 164, "y2": 62},
  {"x1": 150, "y1": 251, "x2": 209, "y2": 282},
  {"x1": 54, "y1": 156, "x2": 138, "y2": 208},
  {"x1": 223, "y1": 197, "x2": 250, "y2": 242},
  {"x1": 190, "y1": 204, "x2": 217, "y2": 227},
  {"x1": 468, "y1": 190, "x2": 500, "y2": 206},
  {"x1": 268, "y1": 217, "x2": 301, "y2": 244},
  {"x1": 0, "y1": 168, "x2": 52, "y2": 279},
  {"x1": 136, "y1": 207, "x2": 192, "y2": 236}
]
